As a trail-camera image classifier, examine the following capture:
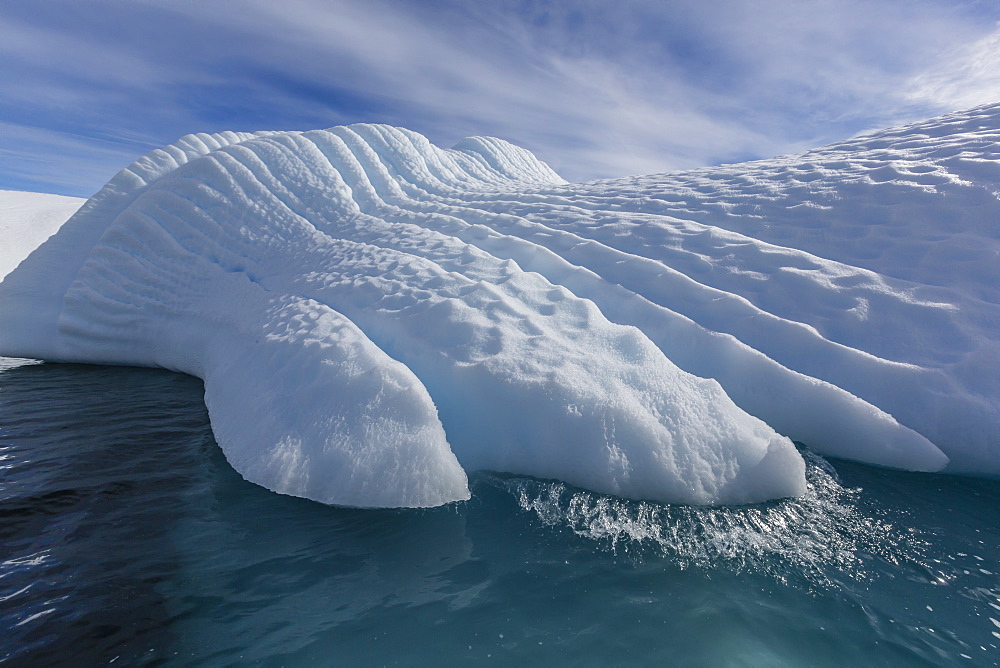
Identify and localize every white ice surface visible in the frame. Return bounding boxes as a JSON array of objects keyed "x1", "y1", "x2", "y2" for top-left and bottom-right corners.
[
  {"x1": 6, "y1": 105, "x2": 998, "y2": 507},
  {"x1": 0, "y1": 190, "x2": 84, "y2": 280}
]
